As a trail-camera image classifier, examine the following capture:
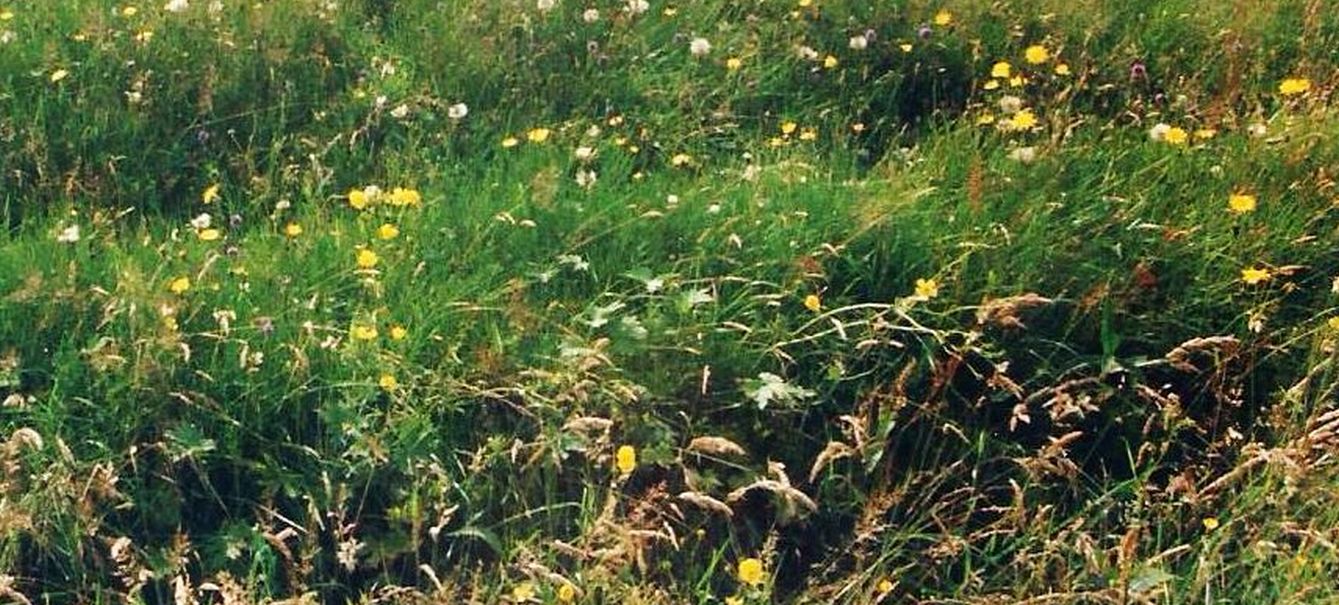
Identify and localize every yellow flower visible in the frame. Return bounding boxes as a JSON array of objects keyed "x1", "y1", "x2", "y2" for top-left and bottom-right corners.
[
  {"x1": 1024, "y1": 45, "x2": 1050, "y2": 65},
  {"x1": 670, "y1": 153, "x2": 693, "y2": 167},
  {"x1": 877, "y1": 577, "x2": 895, "y2": 593},
  {"x1": 725, "y1": 598, "x2": 743, "y2": 605},
  {"x1": 501, "y1": 136, "x2": 519, "y2": 148},
  {"x1": 527, "y1": 128, "x2": 551, "y2": 143},
  {"x1": 1054, "y1": 63, "x2": 1071, "y2": 76},
  {"x1": 348, "y1": 188, "x2": 370, "y2": 210},
  {"x1": 202, "y1": 183, "x2": 220, "y2": 204},
  {"x1": 797, "y1": 0, "x2": 811, "y2": 7},
  {"x1": 389, "y1": 324, "x2": 408, "y2": 340},
  {"x1": 1007, "y1": 109, "x2": 1038, "y2": 130},
  {"x1": 1202, "y1": 517, "x2": 1220, "y2": 531},
  {"x1": 376, "y1": 223, "x2": 400, "y2": 240},
  {"x1": 511, "y1": 581, "x2": 535, "y2": 602},
  {"x1": 1327, "y1": 316, "x2": 1339, "y2": 331},
  {"x1": 823, "y1": 55, "x2": 839, "y2": 69},
  {"x1": 388, "y1": 187, "x2": 421, "y2": 206},
  {"x1": 197, "y1": 228, "x2": 221, "y2": 241},
  {"x1": 1240, "y1": 267, "x2": 1271, "y2": 285},
  {"x1": 1278, "y1": 77, "x2": 1311, "y2": 96},
  {"x1": 914, "y1": 278, "x2": 939, "y2": 299},
  {"x1": 990, "y1": 61, "x2": 1011, "y2": 79},
  {"x1": 283, "y1": 222, "x2": 303, "y2": 237},
  {"x1": 933, "y1": 10, "x2": 952, "y2": 26},
  {"x1": 556, "y1": 583, "x2": 577, "y2": 603},
  {"x1": 356, "y1": 248, "x2": 379, "y2": 269},
  {"x1": 737, "y1": 558, "x2": 765, "y2": 586},
  {"x1": 1009, "y1": 75, "x2": 1026, "y2": 88},
  {"x1": 982, "y1": 79, "x2": 1001, "y2": 91},
  {"x1": 804, "y1": 294, "x2": 821, "y2": 312},
  {"x1": 0, "y1": 10, "x2": 14, "y2": 21},
  {"x1": 1194, "y1": 128, "x2": 1217, "y2": 141},
  {"x1": 976, "y1": 112, "x2": 996, "y2": 126},
  {"x1": 120, "y1": 6, "x2": 138, "y2": 17},
  {"x1": 781, "y1": 121, "x2": 798, "y2": 135},
  {"x1": 899, "y1": 43, "x2": 913, "y2": 53},
  {"x1": 615, "y1": 445, "x2": 637, "y2": 474},
  {"x1": 726, "y1": 57, "x2": 743, "y2": 71},
  {"x1": 351, "y1": 324, "x2": 379, "y2": 340},
  {"x1": 49, "y1": 69, "x2": 70, "y2": 83},
  {"x1": 798, "y1": 128, "x2": 818, "y2": 141},
  {"x1": 1163, "y1": 127, "x2": 1189, "y2": 145},
  {"x1": 378, "y1": 373, "x2": 398, "y2": 390},
  {"x1": 1227, "y1": 193, "x2": 1257, "y2": 215},
  {"x1": 168, "y1": 276, "x2": 191, "y2": 294}
]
